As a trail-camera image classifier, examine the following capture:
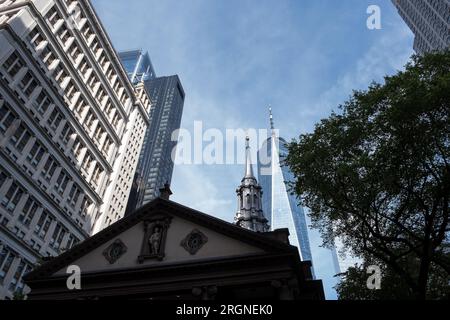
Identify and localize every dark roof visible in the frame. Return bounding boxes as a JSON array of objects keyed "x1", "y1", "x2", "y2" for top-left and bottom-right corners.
[{"x1": 24, "y1": 197, "x2": 297, "y2": 281}]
